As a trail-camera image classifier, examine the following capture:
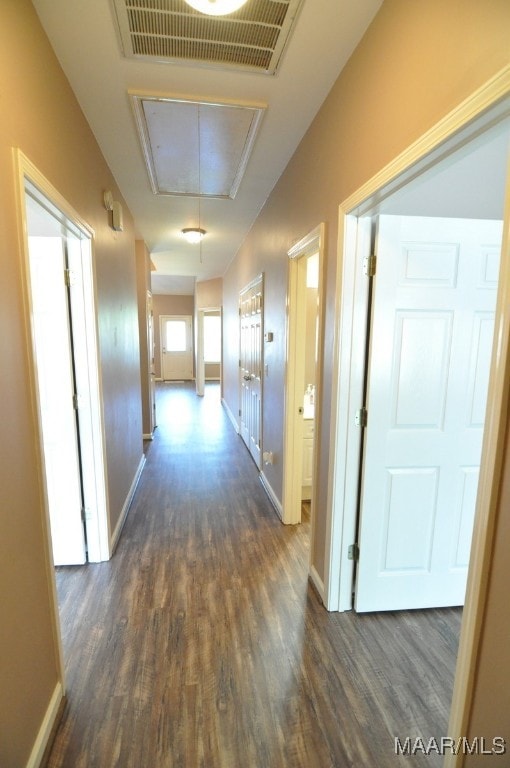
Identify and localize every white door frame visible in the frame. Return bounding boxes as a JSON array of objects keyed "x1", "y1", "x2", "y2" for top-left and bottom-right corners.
[
  {"x1": 195, "y1": 309, "x2": 205, "y2": 396},
  {"x1": 15, "y1": 151, "x2": 110, "y2": 565},
  {"x1": 283, "y1": 225, "x2": 325, "y2": 533},
  {"x1": 324, "y1": 67, "x2": 510, "y2": 766}
]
